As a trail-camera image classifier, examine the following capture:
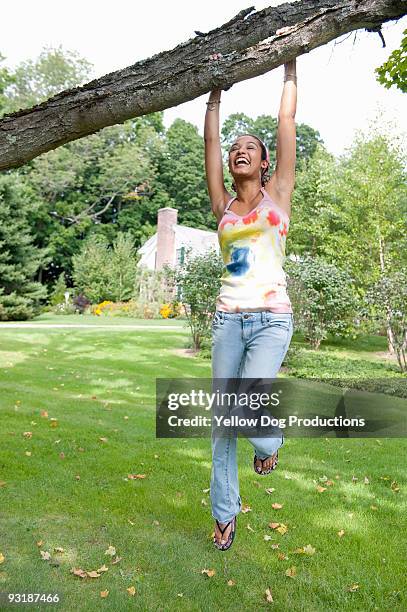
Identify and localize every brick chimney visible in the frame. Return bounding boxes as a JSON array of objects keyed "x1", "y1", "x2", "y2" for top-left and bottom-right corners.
[{"x1": 155, "y1": 207, "x2": 178, "y2": 270}]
